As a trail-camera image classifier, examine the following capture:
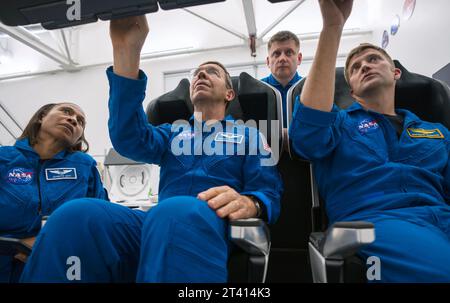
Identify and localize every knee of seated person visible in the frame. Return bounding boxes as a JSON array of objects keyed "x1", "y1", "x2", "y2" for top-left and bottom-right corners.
[
  {"x1": 150, "y1": 196, "x2": 215, "y2": 222},
  {"x1": 44, "y1": 198, "x2": 112, "y2": 229}
]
